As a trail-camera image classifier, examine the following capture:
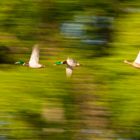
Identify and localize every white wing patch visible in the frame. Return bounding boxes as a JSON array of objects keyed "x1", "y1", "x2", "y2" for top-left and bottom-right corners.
[
  {"x1": 29, "y1": 44, "x2": 41, "y2": 68},
  {"x1": 66, "y1": 66, "x2": 73, "y2": 77},
  {"x1": 134, "y1": 51, "x2": 140, "y2": 64}
]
